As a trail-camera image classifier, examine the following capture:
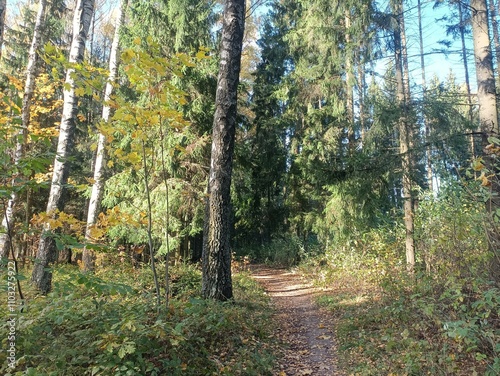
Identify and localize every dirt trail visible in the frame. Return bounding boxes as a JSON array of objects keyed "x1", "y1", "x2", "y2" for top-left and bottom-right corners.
[{"x1": 251, "y1": 266, "x2": 344, "y2": 376}]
